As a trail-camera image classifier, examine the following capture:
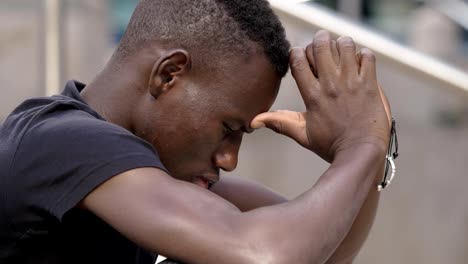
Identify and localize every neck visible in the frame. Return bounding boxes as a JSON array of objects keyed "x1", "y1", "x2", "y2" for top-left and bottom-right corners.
[{"x1": 80, "y1": 60, "x2": 147, "y2": 132}]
